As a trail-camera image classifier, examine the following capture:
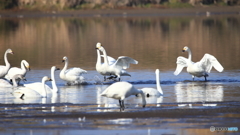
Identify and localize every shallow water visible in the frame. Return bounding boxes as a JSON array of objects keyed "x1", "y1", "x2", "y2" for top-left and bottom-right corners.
[{"x1": 0, "y1": 14, "x2": 240, "y2": 134}]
